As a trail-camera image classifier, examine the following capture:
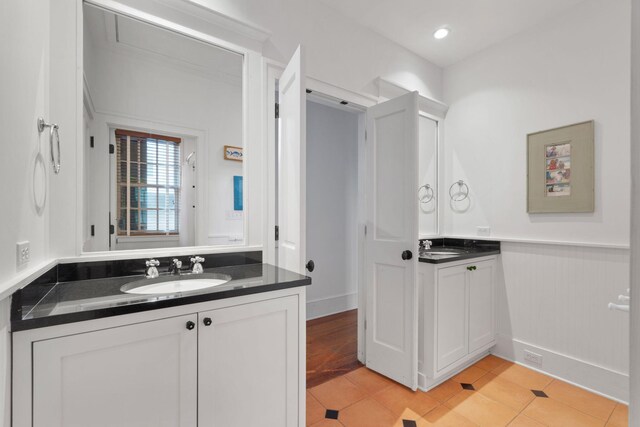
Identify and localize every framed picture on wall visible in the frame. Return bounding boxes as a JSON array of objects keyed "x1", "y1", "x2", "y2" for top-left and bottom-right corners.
[
  {"x1": 224, "y1": 145, "x2": 243, "y2": 161},
  {"x1": 527, "y1": 121, "x2": 594, "y2": 213}
]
